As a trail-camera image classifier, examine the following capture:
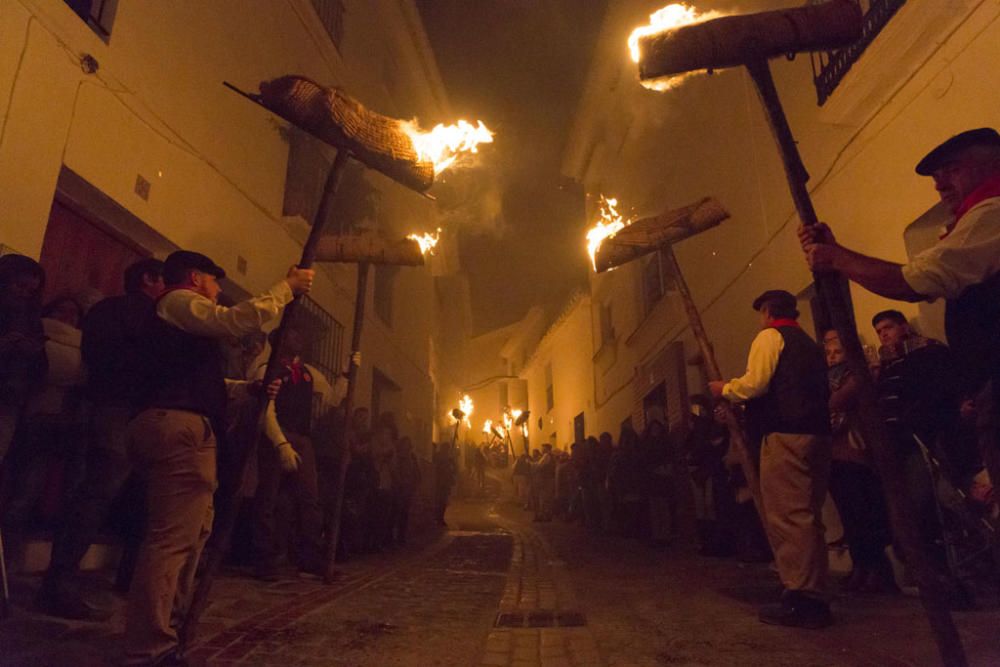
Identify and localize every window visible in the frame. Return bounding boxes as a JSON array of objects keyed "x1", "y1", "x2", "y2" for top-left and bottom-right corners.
[
  {"x1": 64, "y1": 0, "x2": 116, "y2": 39},
  {"x1": 573, "y1": 412, "x2": 585, "y2": 445},
  {"x1": 642, "y1": 254, "x2": 664, "y2": 317},
  {"x1": 544, "y1": 363, "x2": 554, "y2": 413},
  {"x1": 599, "y1": 302, "x2": 615, "y2": 346},
  {"x1": 810, "y1": 0, "x2": 906, "y2": 105},
  {"x1": 310, "y1": 0, "x2": 346, "y2": 51},
  {"x1": 499, "y1": 382, "x2": 509, "y2": 413},
  {"x1": 374, "y1": 265, "x2": 397, "y2": 326}
]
